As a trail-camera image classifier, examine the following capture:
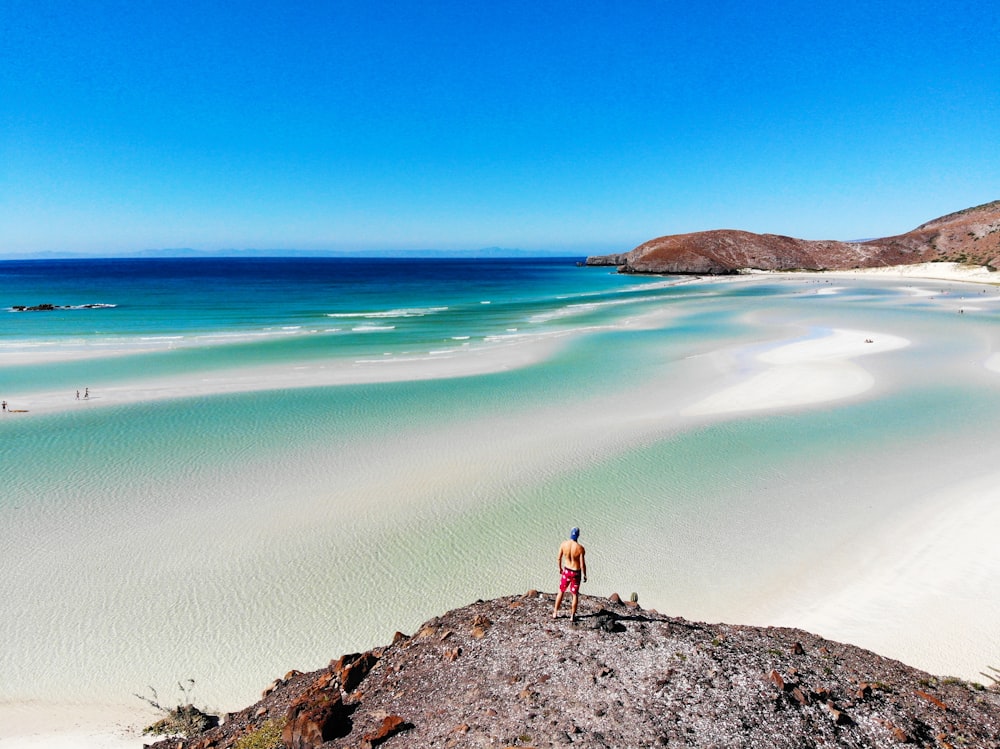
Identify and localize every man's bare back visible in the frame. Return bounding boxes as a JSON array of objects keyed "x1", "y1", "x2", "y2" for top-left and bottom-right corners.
[{"x1": 558, "y1": 539, "x2": 586, "y2": 572}]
